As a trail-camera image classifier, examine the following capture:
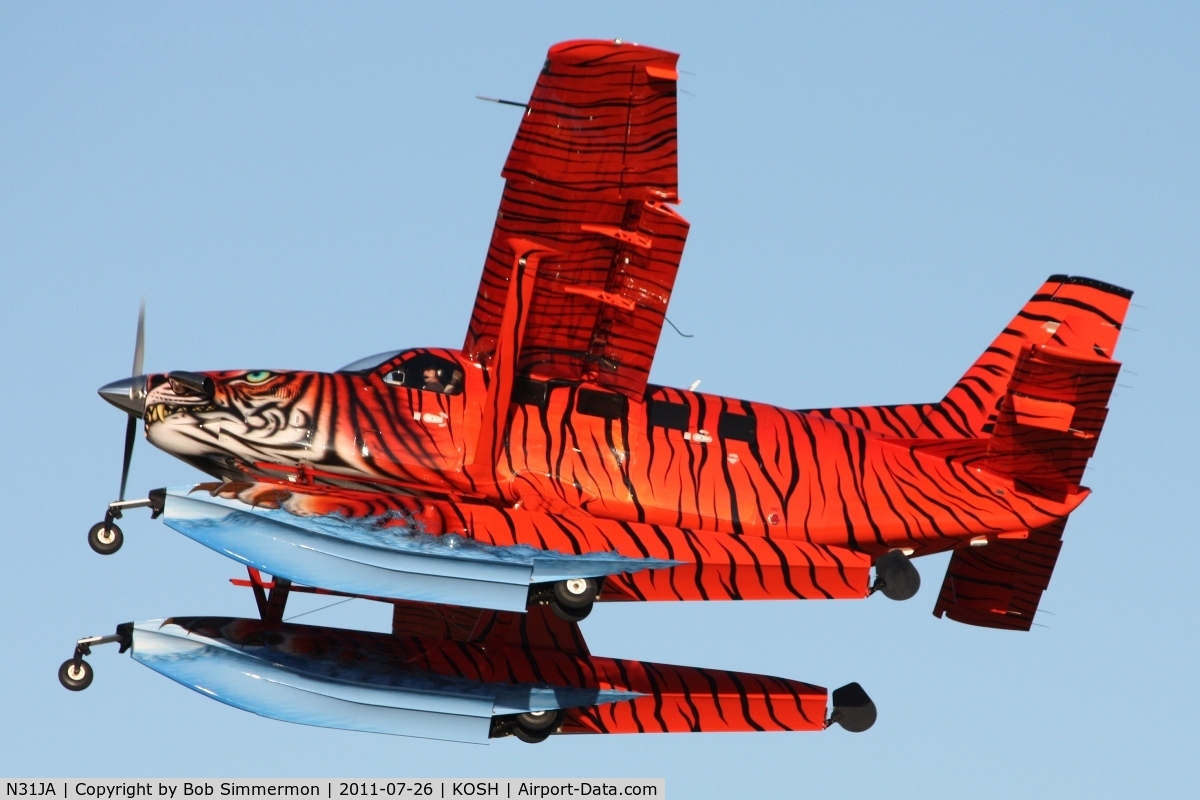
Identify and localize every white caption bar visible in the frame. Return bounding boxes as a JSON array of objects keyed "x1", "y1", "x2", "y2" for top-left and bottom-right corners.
[{"x1": 4, "y1": 781, "x2": 664, "y2": 800}]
